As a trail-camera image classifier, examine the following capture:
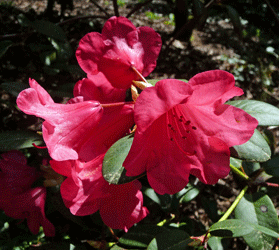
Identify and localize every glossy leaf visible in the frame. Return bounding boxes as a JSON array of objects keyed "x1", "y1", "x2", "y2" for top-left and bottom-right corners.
[
  {"x1": 230, "y1": 157, "x2": 242, "y2": 169},
  {"x1": 143, "y1": 187, "x2": 172, "y2": 211},
  {"x1": 232, "y1": 129, "x2": 271, "y2": 162},
  {"x1": 147, "y1": 229, "x2": 192, "y2": 250},
  {"x1": 242, "y1": 161, "x2": 261, "y2": 176},
  {"x1": 102, "y1": 134, "x2": 142, "y2": 184},
  {"x1": 178, "y1": 183, "x2": 200, "y2": 203},
  {"x1": 32, "y1": 20, "x2": 67, "y2": 42},
  {"x1": 209, "y1": 219, "x2": 255, "y2": 237},
  {"x1": 118, "y1": 225, "x2": 170, "y2": 249},
  {"x1": 235, "y1": 192, "x2": 279, "y2": 250},
  {"x1": 0, "y1": 130, "x2": 44, "y2": 151},
  {"x1": 227, "y1": 100, "x2": 279, "y2": 126},
  {"x1": 147, "y1": 79, "x2": 188, "y2": 86},
  {"x1": 207, "y1": 237, "x2": 231, "y2": 250},
  {"x1": 263, "y1": 156, "x2": 279, "y2": 177}
]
